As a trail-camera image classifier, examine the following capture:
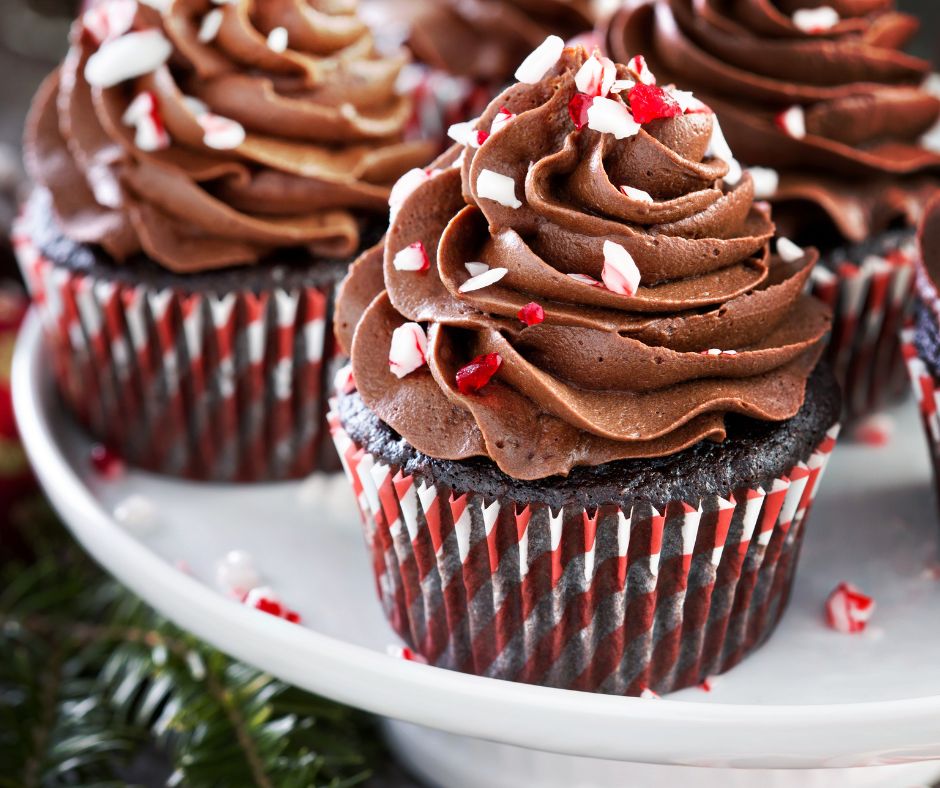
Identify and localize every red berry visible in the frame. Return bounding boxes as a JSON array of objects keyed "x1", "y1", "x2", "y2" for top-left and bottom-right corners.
[
  {"x1": 627, "y1": 84, "x2": 682, "y2": 124},
  {"x1": 455, "y1": 353, "x2": 502, "y2": 395},
  {"x1": 517, "y1": 302, "x2": 545, "y2": 326},
  {"x1": 90, "y1": 444, "x2": 124, "y2": 479},
  {"x1": 568, "y1": 93, "x2": 594, "y2": 130}
]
